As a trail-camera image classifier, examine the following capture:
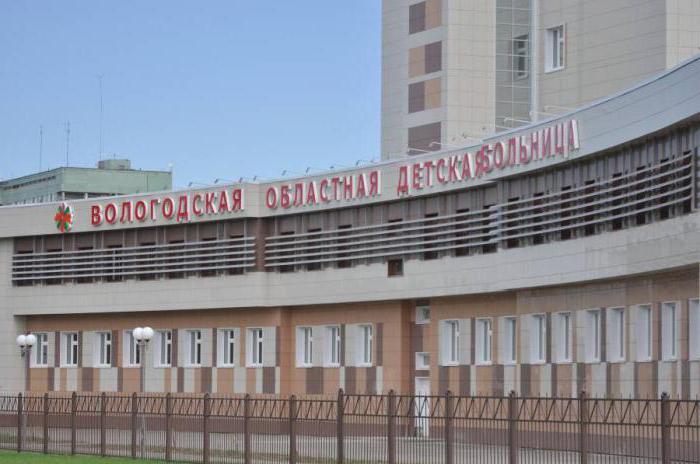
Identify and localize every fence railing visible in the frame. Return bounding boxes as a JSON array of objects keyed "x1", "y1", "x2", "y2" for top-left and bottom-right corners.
[{"x1": 1, "y1": 390, "x2": 698, "y2": 463}]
